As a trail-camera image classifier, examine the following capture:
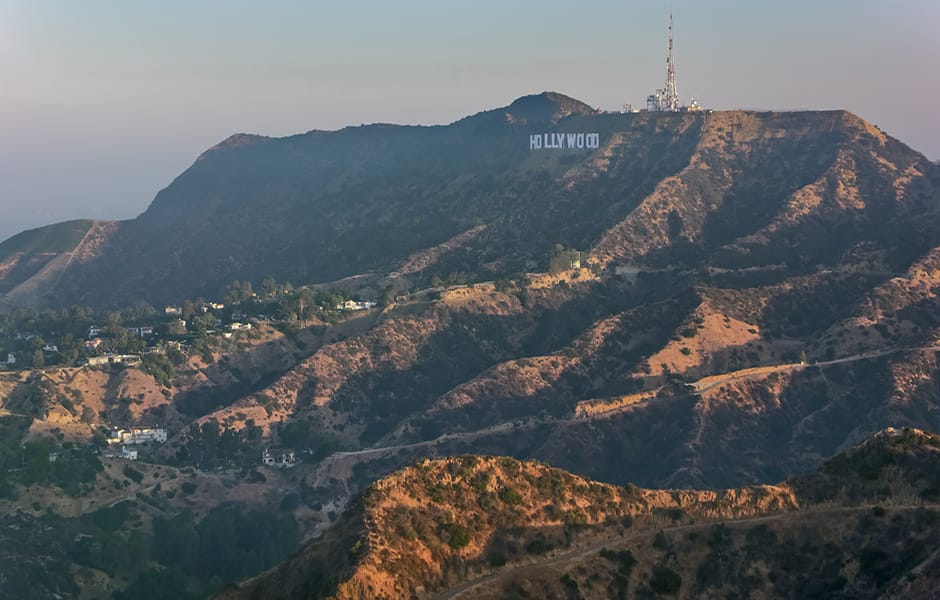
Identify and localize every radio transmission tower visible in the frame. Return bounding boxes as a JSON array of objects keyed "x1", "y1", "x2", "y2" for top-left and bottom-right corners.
[{"x1": 663, "y1": 12, "x2": 680, "y2": 111}]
